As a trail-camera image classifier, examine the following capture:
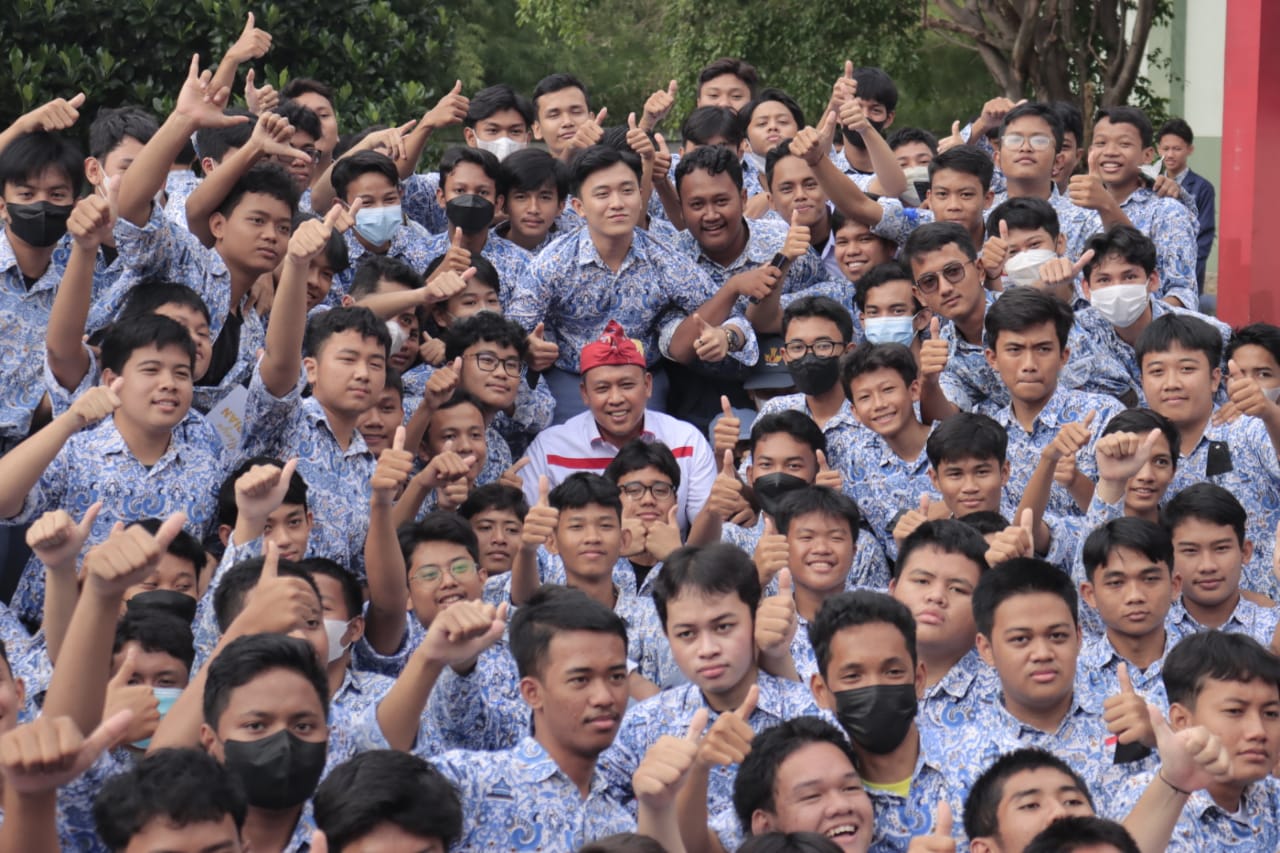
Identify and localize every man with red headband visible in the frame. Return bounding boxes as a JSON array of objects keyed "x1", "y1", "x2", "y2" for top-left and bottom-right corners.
[{"x1": 520, "y1": 320, "x2": 716, "y2": 530}]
